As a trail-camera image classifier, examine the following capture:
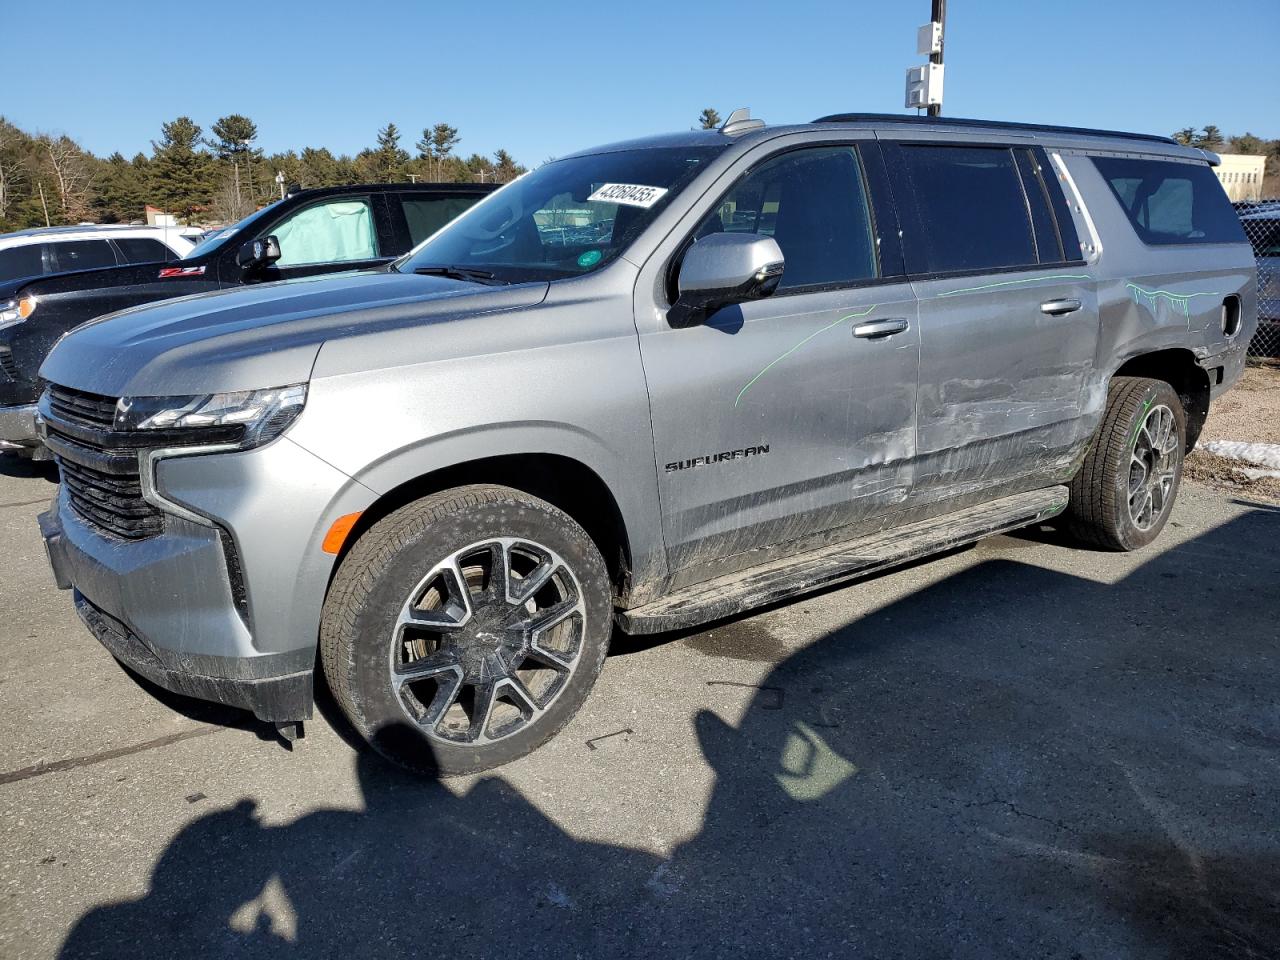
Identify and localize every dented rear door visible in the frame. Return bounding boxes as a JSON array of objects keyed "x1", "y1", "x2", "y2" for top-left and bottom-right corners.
[{"x1": 883, "y1": 139, "x2": 1100, "y2": 508}]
